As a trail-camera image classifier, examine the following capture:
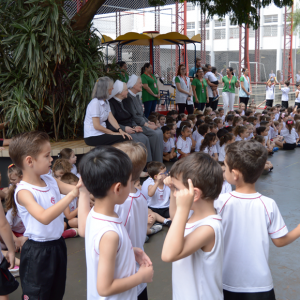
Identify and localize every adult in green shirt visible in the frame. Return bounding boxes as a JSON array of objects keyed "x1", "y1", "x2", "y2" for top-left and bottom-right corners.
[
  {"x1": 141, "y1": 63, "x2": 159, "y2": 118},
  {"x1": 191, "y1": 69, "x2": 209, "y2": 111},
  {"x1": 222, "y1": 67, "x2": 240, "y2": 115},
  {"x1": 118, "y1": 61, "x2": 129, "y2": 83}
]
